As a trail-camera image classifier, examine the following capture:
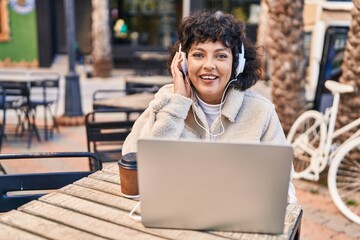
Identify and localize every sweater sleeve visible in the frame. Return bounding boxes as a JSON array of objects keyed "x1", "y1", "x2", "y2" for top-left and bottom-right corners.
[
  {"x1": 261, "y1": 105, "x2": 287, "y2": 144},
  {"x1": 122, "y1": 85, "x2": 193, "y2": 154}
]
